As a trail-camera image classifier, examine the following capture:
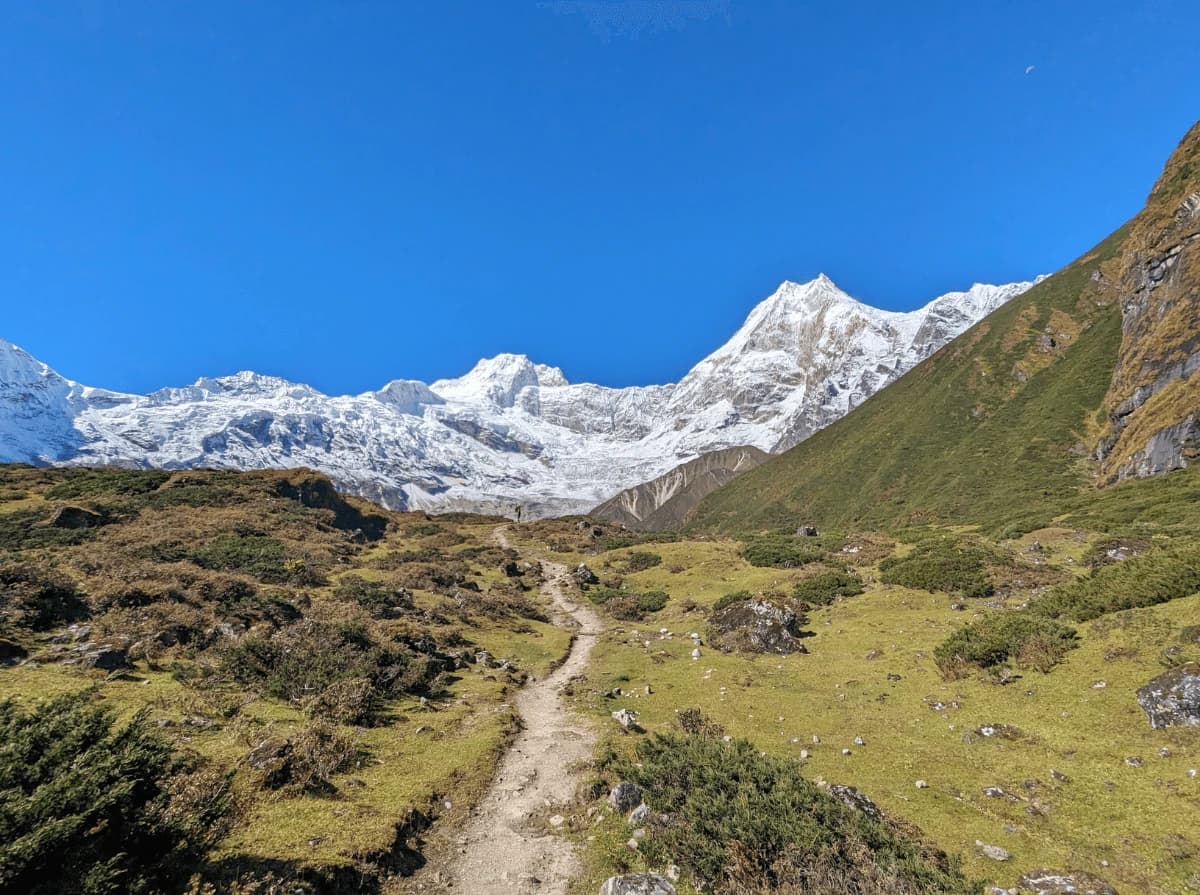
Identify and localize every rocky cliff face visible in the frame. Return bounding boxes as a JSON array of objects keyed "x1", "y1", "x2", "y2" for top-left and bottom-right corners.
[
  {"x1": 0, "y1": 275, "x2": 1032, "y2": 516},
  {"x1": 1098, "y1": 121, "x2": 1200, "y2": 482},
  {"x1": 591, "y1": 445, "x2": 768, "y2": 530}
]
